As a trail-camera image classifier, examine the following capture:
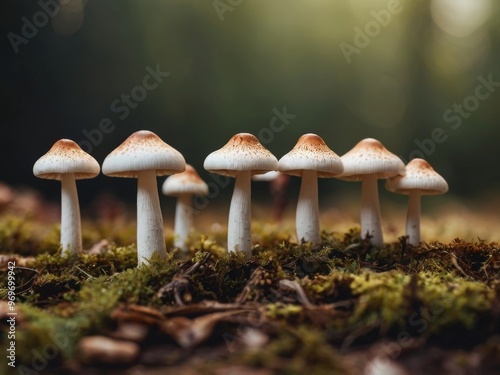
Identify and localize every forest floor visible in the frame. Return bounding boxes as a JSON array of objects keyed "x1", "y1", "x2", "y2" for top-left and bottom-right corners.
[{"x1": 0, "y1": 193, "x2": 499, "y2": 375}]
